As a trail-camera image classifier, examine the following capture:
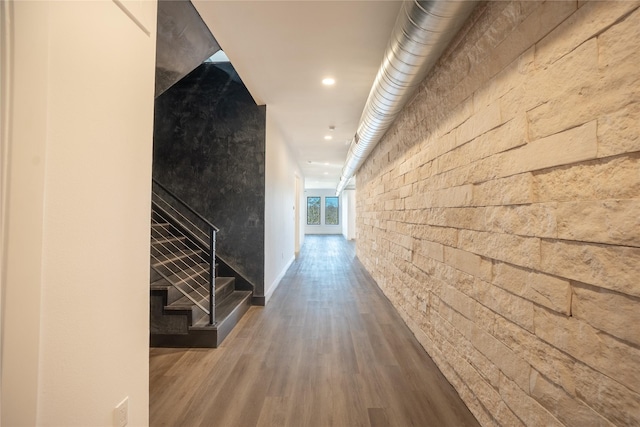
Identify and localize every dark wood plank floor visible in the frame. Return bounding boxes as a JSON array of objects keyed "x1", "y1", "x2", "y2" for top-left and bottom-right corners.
[{"x1": 150, "y1": 235, "x2": 480, "y2": 427}]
